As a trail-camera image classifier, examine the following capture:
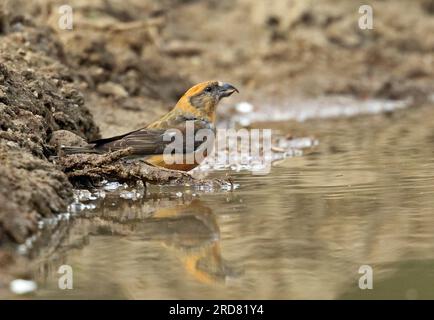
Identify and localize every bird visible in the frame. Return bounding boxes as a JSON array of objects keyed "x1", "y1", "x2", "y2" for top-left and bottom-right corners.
[{"x1": 62, "y1": 81, "x2": 238, "y2": 171}]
